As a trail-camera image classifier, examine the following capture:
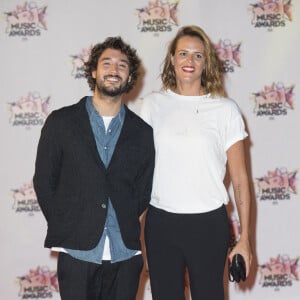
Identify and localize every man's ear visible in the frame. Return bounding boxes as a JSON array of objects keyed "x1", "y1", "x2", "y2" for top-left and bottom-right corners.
[
  {"x1": 92, "y1": 70, "x2": 96, "y2": 79},
  {"x1": 128, "y1": 75, "x2": 132, "y2": 83}
]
